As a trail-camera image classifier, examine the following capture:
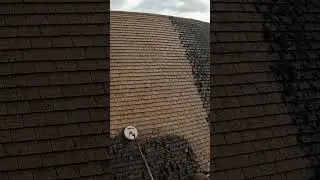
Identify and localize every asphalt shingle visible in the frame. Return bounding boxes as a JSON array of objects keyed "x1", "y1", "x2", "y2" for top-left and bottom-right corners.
[
  {"x1": 211, "y1": 1, "x2": 320, "y2": 179},
  {"x1": 0, "y1": 1, "x2": 110, "y2": 179}
]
